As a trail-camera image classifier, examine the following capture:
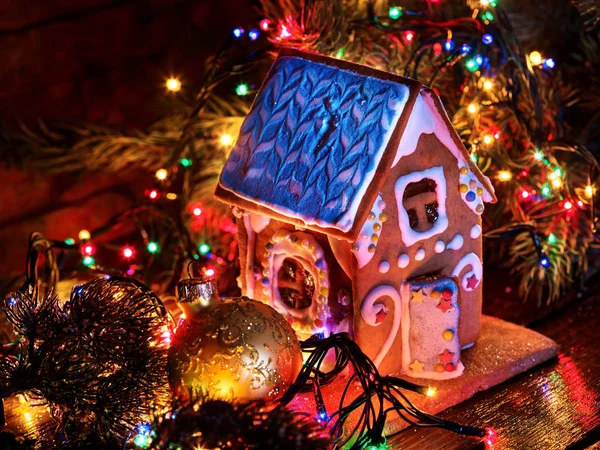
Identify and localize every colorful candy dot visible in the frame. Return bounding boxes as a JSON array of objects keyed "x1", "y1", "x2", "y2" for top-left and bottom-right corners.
[
  {"x1": 466, "y1": 191, "x2": 477, "y2": 202},
  {"x1": 313, "y1": 319, "x2": 323, "y2": 328},
  {"x1": 435, "y1": 364, "x2": 445, "y2": 373},
  {"x1": 368, "y1": 244, "x2": 377, "y2": 253},
  {"x1": 351, "y1": 244, "x2": 359, "y2": 253},
  {"x1": 371, "y1": 234, "x2": 379, "y2": 243},
  {"x1": 261, "y1": 278, "x2": 270, "y2": 286},
  {"x1": 430, "y1": 290, "x2": 441, "y2": 299},
  {"x1": 379, "y1": 213, "x2": 388, "y2": 222},
  {"x1": 460, "y1": 167, "x2": 469, "y2": 175},
  {"x1": 442, "y1": 329, "x2": 454, "y2": 340},
  {"x1": 476, "y1": 187, "x2": 484, "y2": 196},
  {"x1": 442, "y1": 288, "x2": 453, "y2": 299},
  {"x1": 368, "y1": 212, "x2": 376, "y2": 220},
  {"x1": 373, "y1": 223, "x2": 382, "y2": 232},
  {"x1": 476, "y1": 204, "x2": 484, "y2": 213},
  {"x1": 460, "y1": 184, "x2": 469, "y2": 193},
  {"x1": 445, "y1": 363, "x2": 455, "y2": 372},
  {"x1": 320, "y1": 287, "x2": 329, "y2": 296}
]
